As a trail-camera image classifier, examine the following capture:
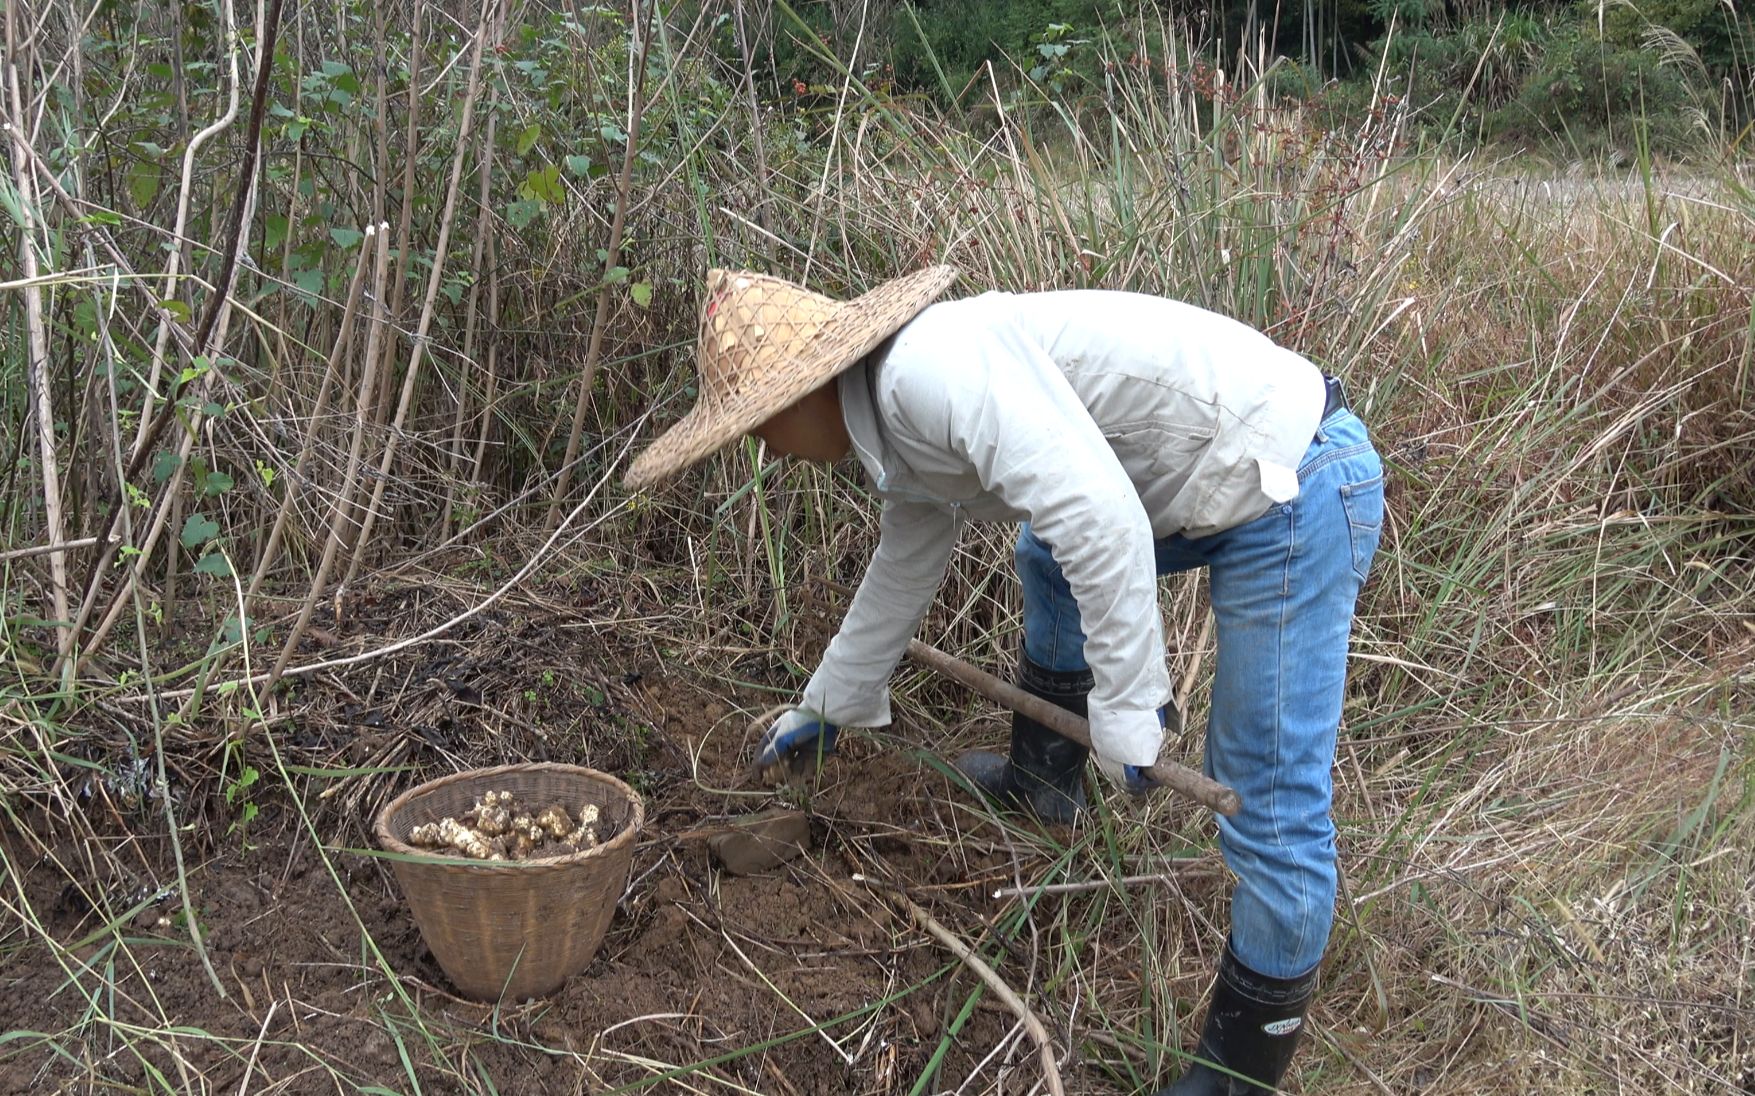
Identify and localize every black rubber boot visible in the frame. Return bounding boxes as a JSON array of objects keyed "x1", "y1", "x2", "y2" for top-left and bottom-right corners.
[
  {"x1": 954, "y1": 653, "x2": 1091, "y2": 824},
  {"x1": 1156, "y1": 944, "x2": 1318, "y2": 1094}
]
